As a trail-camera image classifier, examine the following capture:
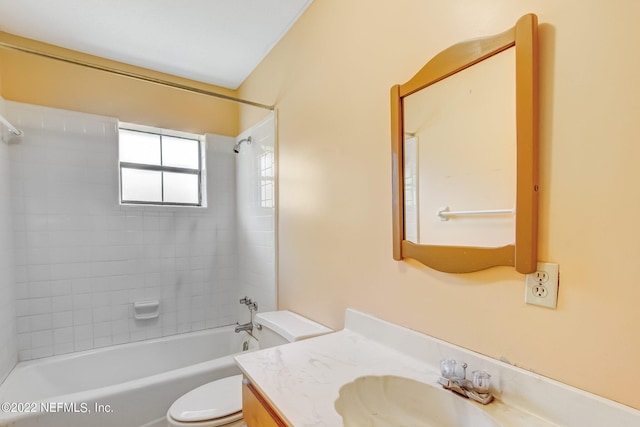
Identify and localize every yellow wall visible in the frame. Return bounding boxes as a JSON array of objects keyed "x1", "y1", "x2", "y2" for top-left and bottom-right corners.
[
  {"x1": 0, "y1": 33, "x2": 239, "y2": 136},
  {"x1": 239, "y1": 0, "x2": 640, "y2": 410}
]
